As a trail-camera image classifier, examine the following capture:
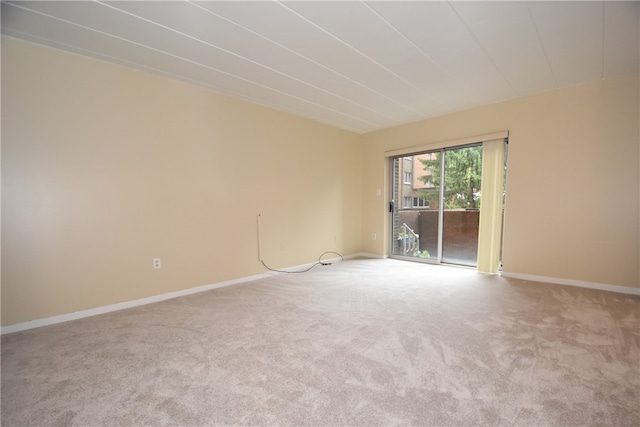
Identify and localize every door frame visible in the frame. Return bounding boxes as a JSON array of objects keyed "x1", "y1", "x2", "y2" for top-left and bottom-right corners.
[
  {"x1": 388, "y1": 142, "x2": 482, "y2": 267},
  {"x1": 385, "y1": 132, "x2": 509, "y2": 272}
]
